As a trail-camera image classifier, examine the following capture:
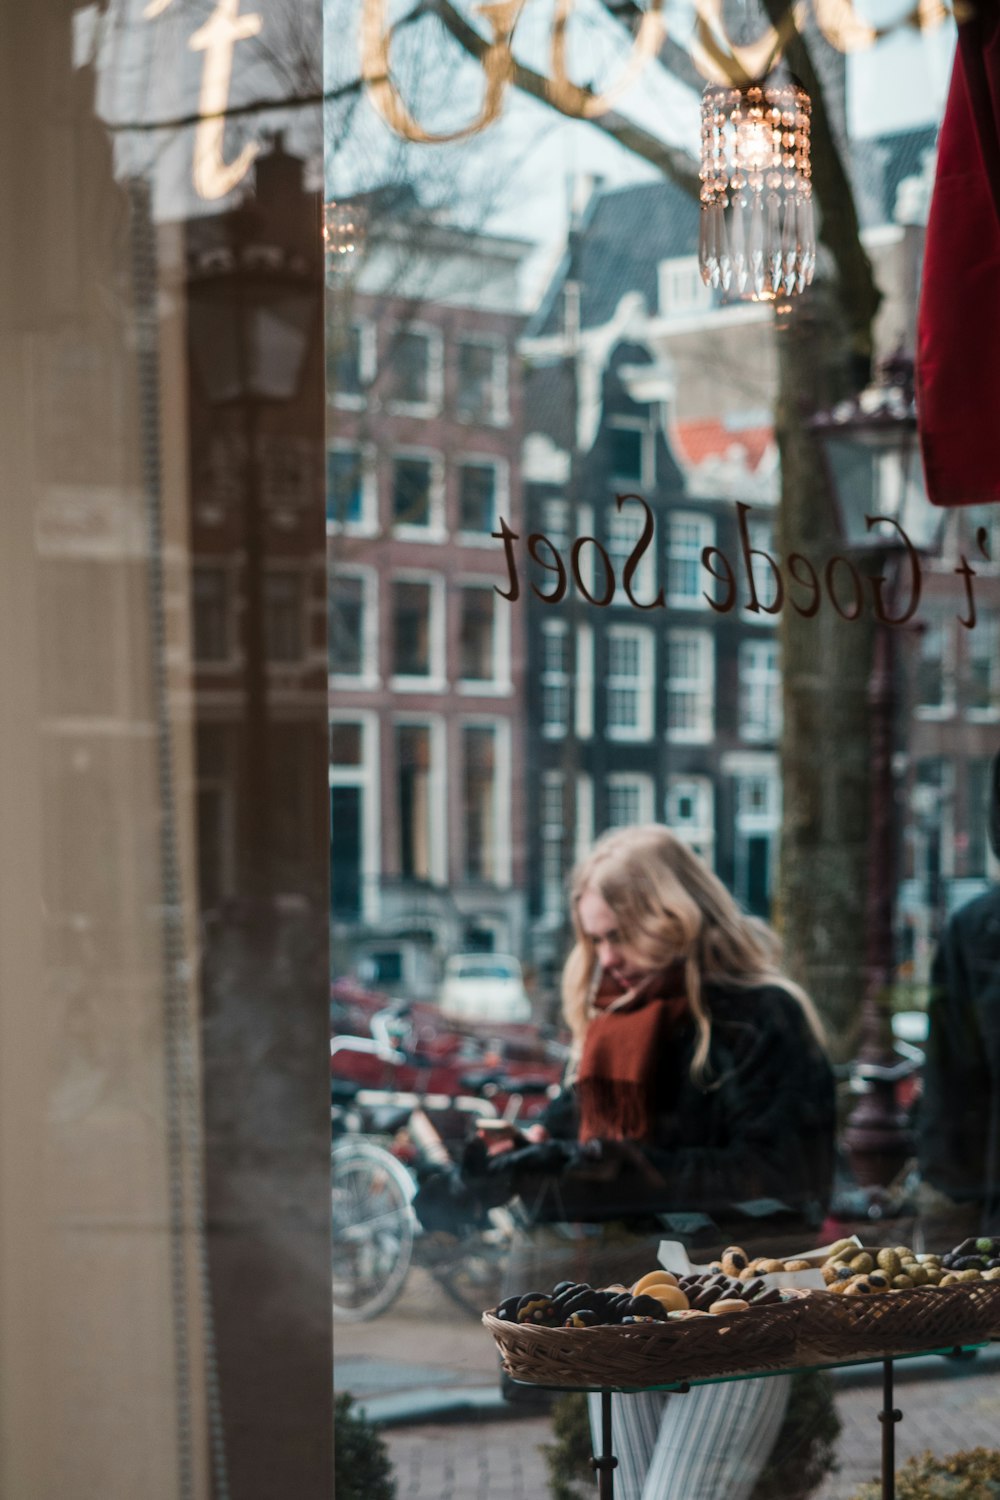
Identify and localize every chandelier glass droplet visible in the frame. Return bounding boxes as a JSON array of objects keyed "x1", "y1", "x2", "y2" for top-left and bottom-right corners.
[
  {"x1": 323, "y1": 199, "x2": 367, "y2": 280},
  {"x1": 698, "y1": 77, "x2": 815, "y2": 302}
]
